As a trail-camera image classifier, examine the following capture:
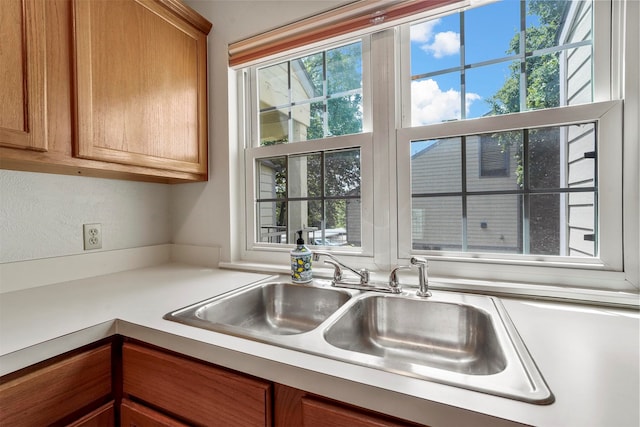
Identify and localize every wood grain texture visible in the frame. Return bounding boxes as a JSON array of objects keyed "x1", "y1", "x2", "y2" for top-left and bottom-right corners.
[
  {"x1": 121, "y1": 399, "x2": 190, "y2": 427},
  {"x1": 0, "y1": 0, "x2": 47, "y2": 151},
  {"x1": 67, "y1": 401, "x2": 116, "y2": 427},
  {"x1": 0, "y1": 344, "x2": 112, "y2": 427},
  {"x1": 301, "y1": 397, "x2": 419, "y2": 427},
  {"x1": 74, "y1": 0, "x2": 208, "y2": 174},
  {"x1": 275, "y1": 384, "x2": 421, "y2": 427},
  {"x1": 122, "y1": 343, "x2": 272, "y2": 427},
  {"x1": 1, "y1": 0, "x2": 209, "y2": 183}
]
